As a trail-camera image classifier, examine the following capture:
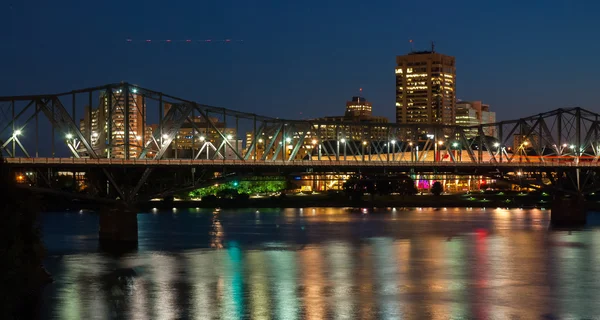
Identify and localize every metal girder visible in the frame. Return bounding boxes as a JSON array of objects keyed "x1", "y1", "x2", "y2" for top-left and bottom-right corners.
[
  {"x1": 288, "y1": 126, "x2": 307, "y2": 161},
  {"x1": 140, "y1": 103, "x2": 194, "y2": 159},
  {"x1": 38, "y1": 98, "x2": 97, "y2": 158},
  {"x1": 192, "y1": 104, "x2": 244, "y2": 160},
  {"x1": 261, "y1": 123, "x2": 283, "y2": 161},
  {"x1": 243, "y1": 122, "x2": 265, "y2": 161}
]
